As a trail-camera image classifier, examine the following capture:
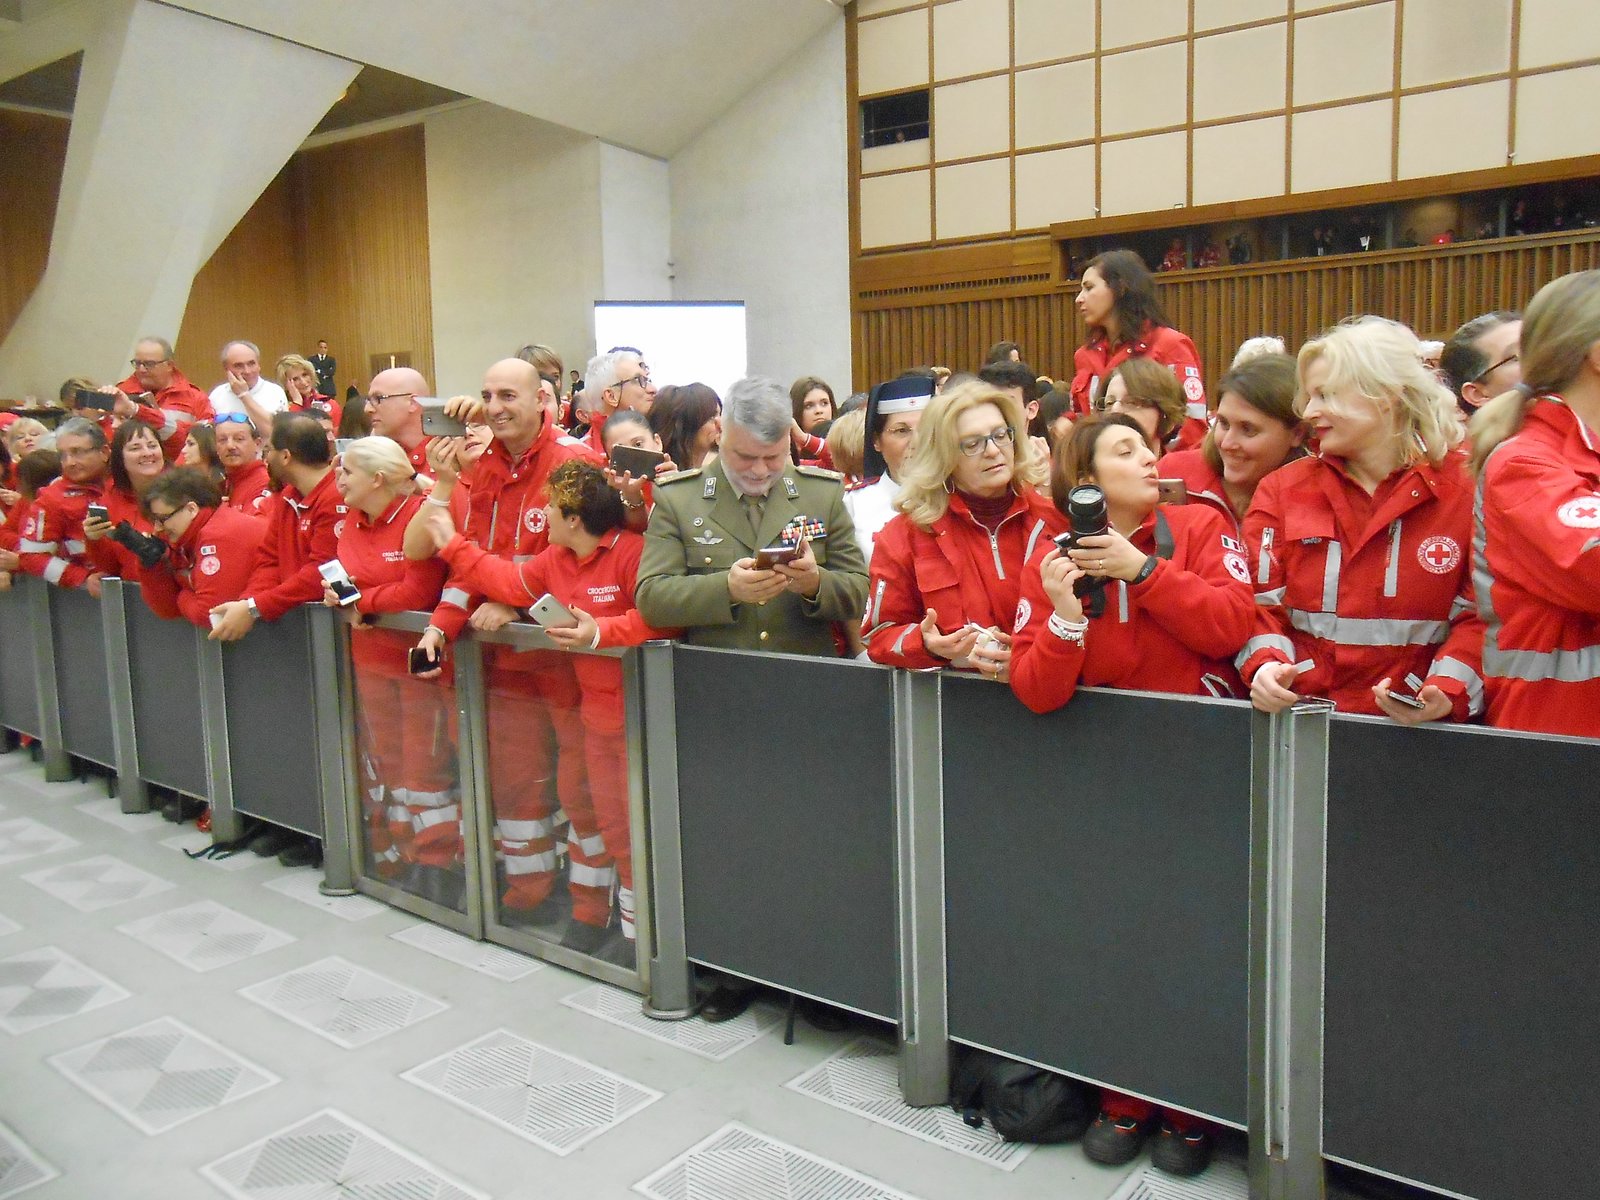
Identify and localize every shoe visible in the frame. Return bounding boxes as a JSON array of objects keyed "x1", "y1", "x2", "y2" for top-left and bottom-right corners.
[
  {"x1": 277, "y1": 838, "x2": 323, "y2": 869},
  {"x1": 195, "y1": 806, "x2": 211, "y2": 834},
  {"x1": 162, "y1": 796, "x2": 203, "y2": 823},
  {"x1": 699, "y1": 982, "x2": 757, "y2": 1023},
  {"x1": 500, "y1": 895, "x2": 564, "y2": 928},
  {"x1": 1150, "y1": 1121, "x2": 1212, "y2": 1177},
  {"x1": 249, "y1": 828, "x2": 296, "y2": 857},
  {"x1": 559, "y1": 920, "x2": 610, "y2": 955},
  {"x1": 800, "y1": 1000, "x2": 848, "y2": 1032},
  {"x1": 408, "y1": 864, "x2": 465, "y2": 910},
  {"x1": 1082, "y1": 1111, "x2": 1152, "y2": 1166}
]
